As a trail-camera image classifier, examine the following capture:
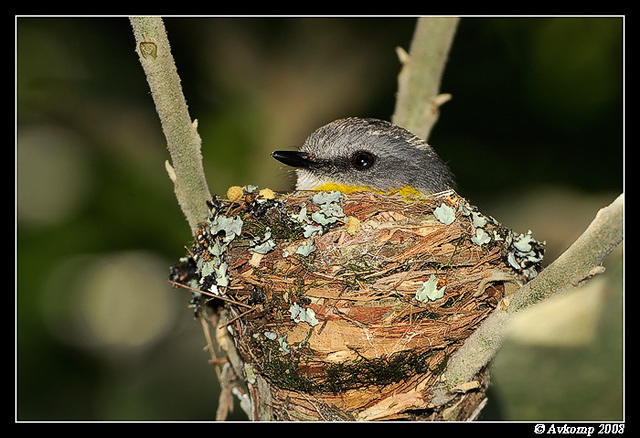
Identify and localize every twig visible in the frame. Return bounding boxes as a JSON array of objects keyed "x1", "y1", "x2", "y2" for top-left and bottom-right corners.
[
  {"x1": 200, "y1": 316, "x2": 223, "y2": 381},
  {"x1": 219, "y1": 307, "x2": 259, "y2": 328},
  {"x1": 168, "y1": 279, "x2": 253, "y2": 309},
  {"x1": 130, "y1": 17, "x2": 212, "y2": 234},
  {"x1": 392, "y1": 17, "x2": 459, "y2": 141},
  {"x1": 183, "y1": 245, "x2": 196, "y2": 259}
]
